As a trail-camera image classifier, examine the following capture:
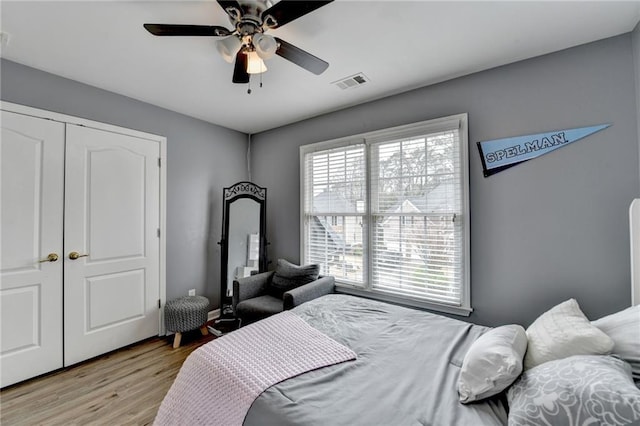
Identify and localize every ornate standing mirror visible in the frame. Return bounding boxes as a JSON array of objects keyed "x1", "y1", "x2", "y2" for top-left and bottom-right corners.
[{"x1": 219, "y1": 182, "x2": 267, "y2": 318}]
